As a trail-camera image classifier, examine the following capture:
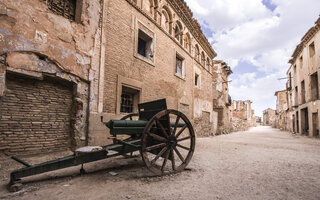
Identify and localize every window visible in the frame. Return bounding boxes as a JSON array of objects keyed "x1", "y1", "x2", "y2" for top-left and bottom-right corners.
[
  {"x1": 195, "y1": 45, "x2": 200, "y2": 62},
  {"x1": 161, "y1": 10, "x2": 170, "y2": 31},
  {"x1": 201, "y1": 52, "x2": 205, "y2": 66},
  {"x1": 41, "y1": 0, "x2": 77, "y2": 21},
  {"x1": 184, "y1": 33, "x2": 191, "y2": 53},
  {"x1": 295, "y1": 86, "x2": 298, "y2": 106},
  {"x1": 195, "y1": 73, "x2": 199, "y2": 86},
  {"x1": 301, "y1": 80, "x2": 305, "y2": 104},
  {"x1": 311, "y1": 72, "x2": 319, "y2": 100},
  {"x1": 143, "y1": 0, "x2": 152, "y2": 14},
  {"x1": 160, "y1": 6, "x2": 172, "y2": 34},
  {"x1": 174, "y1": 21, "x2": 183, "y2": 45},
  {"x1": 299, "y1": 56, "x2": 303, "y2": 68},
  {"x1": 137, "y1": 29, "x2": 153, "y2": 60},
  {"x1": 175, "y1": 54, "x2": 185, "y2": 78},
  {"x1": 288, "y1": 72, "x2": 292, "y2": 89},
  {"x1": 120, "y1": 86, "x2": 140, "y2": 113},
  {"x1": 309, "y1": 42, "x2": 315, "y2": 57},
  {"x1": 206, "y1": 58, "x2": 211, "y2": 70}
]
